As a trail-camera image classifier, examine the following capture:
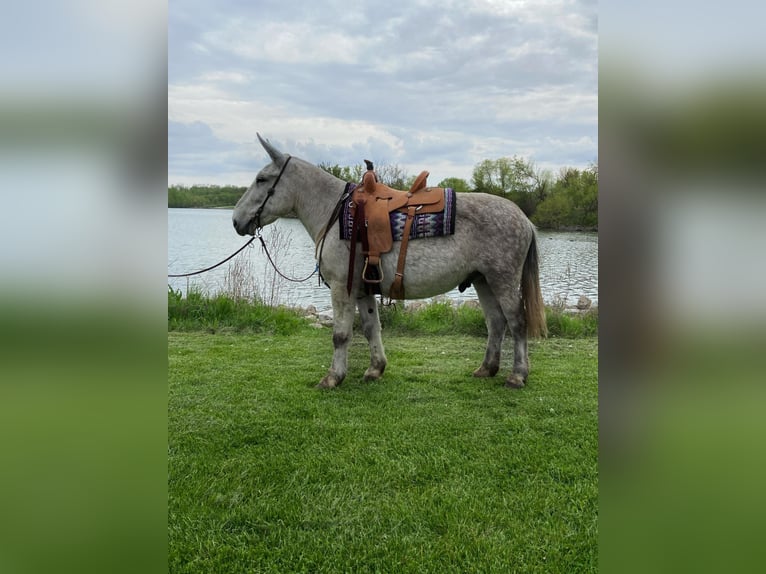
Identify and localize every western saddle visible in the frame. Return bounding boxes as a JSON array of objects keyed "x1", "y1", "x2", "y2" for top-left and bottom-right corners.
[{"x1": 347, "y1": 160, "x2": 446, "y2": 300}]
